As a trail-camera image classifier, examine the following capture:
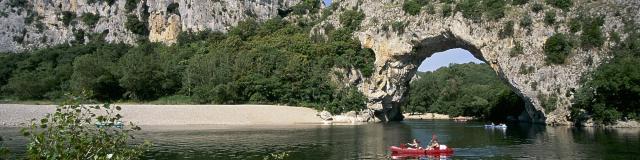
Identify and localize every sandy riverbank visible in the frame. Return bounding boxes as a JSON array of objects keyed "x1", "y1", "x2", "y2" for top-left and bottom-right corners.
[{"x1": 0, "y1": 104, "x2": 324, "y2": 126}]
